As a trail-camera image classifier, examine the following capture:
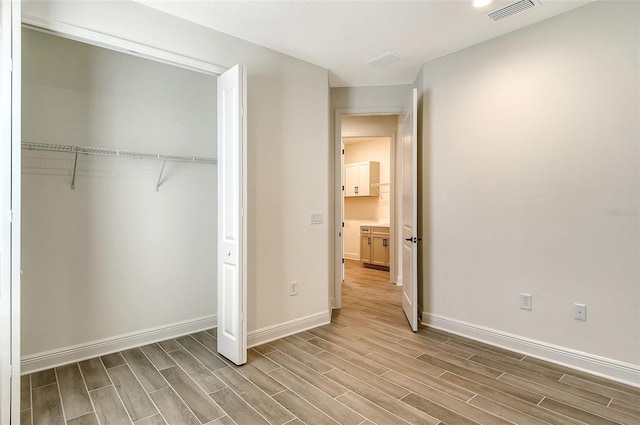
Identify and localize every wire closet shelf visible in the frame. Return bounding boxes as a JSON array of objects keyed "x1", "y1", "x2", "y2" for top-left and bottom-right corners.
[
  {"x1": 21, "y1": 141, "x2": 216, "y2": 191},
  {"x1": 21, "y1": 141, "x2": 216, "y2": 164}
]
